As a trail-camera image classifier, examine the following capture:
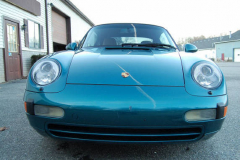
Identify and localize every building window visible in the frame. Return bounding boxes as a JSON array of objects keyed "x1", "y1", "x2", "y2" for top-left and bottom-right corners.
[
  {"x1": 28, "y1": 20, "x2": 40, "y2": 49},
  {"x1": 7, "y1": 24, "x2": 18, "y2": 52}
]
